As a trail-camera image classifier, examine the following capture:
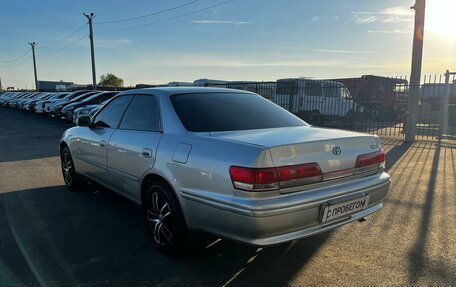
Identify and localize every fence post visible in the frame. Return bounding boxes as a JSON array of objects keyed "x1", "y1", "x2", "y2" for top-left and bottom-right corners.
[{"x1": 440, "y1": 70, "x2": 451, "y2": 140}]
